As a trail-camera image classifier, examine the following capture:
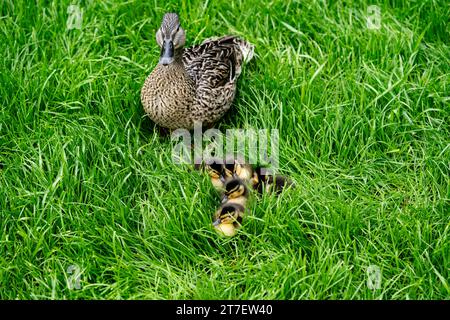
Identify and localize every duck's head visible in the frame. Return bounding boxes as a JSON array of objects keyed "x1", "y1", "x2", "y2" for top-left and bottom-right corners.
[
  {"x1": 222, "y1": 178, "x2": 248, "y2": 203},
  {"x1": 223, "y1": 162, "x2": 236, "y2": 179},
  {"x1": 223, "y1": 156, "x2": 242, "y2": 179},
  {"x1": 156, "y1": 13, "x2": 186, "y2": 65},
  {"x1": 205, "y1": 160, "x2": 225, "y2": 182},
  {"x1": 231, "y1": 161, "x2": 253, "y2": 180},
  {"x1": 223, "y1": 157, "x2": 253, "y2": 181},
  {"x1": 212, "y1": 204, "x2": 244, "y2": 237}
]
